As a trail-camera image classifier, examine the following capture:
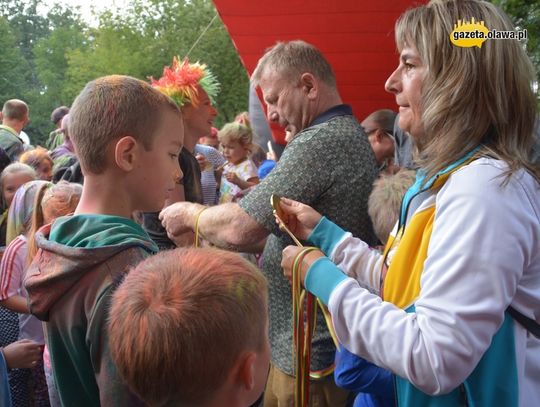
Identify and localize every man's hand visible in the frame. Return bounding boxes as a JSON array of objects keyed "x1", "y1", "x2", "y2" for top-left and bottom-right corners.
[
  {"x1": 281, "y1": 245, "x2": 325, "y2": 285},
  {"x1": 2, "y1": 339, "x2": 42, "y2": 369},
  {"x1": 159, "y1": 202, "x2": 205, "y2": 241},
  {"x1": 277, "y1": 197, "x2": 323, "y2": 241}
]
